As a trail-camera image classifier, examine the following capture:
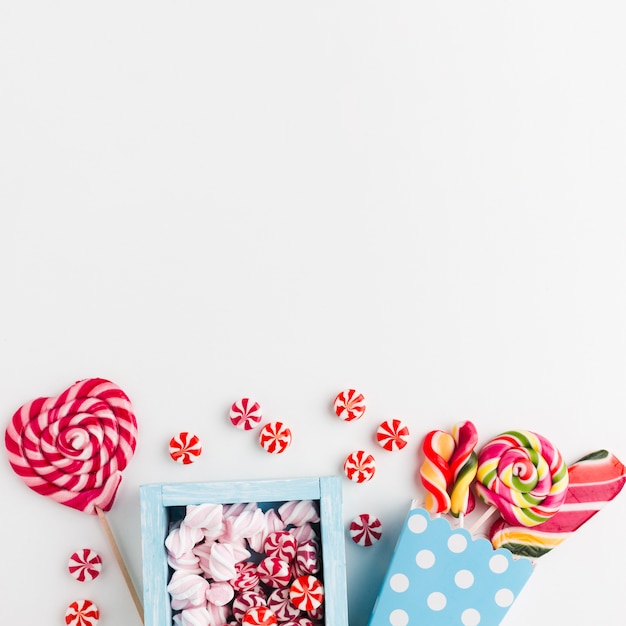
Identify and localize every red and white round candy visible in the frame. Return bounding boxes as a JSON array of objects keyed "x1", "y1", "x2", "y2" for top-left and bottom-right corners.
[
  {"x1": 231, "y1": 561, "x2": 260, "y2": 592},
  {"x1": 264, "y1": 531, "x2": 297, "y2": 563},
  {"x1": 376, "y1": 419, "x2": 410, "y2": 451},
  {"x1": 343, "y1": 450, "x2": 376, "y2": 483},
  {"x1": 230, "y1": 398, "x2": 263, "y2": 431},
  {"x1": 257, "y1": 556, "x2": 291, "y2": 588},
  {"x1": 68, "y1": 549, "x2": 102, "y2": 582},
  {"x1": 289, "y1": 575, "x2": 324, "y2": 612},
  {"x1": 232, "y1": 590, "x2": 267, "y2": 622},
  {"x1": 242, "y1": 606, "x2": 277, "y2": 626},
  {"x1": 349, "y1": 513, "x2": 383, "y2": 546},
  {"x1": 294, "y1": 539, "x2": 320, "y2": 576},
  {"x1": 169, "y1": 432, "x2": 202, "y2": 464},
  {"x1": 267, "y1": 588, "x2": 301, "y2": 622},
  {"x1": 333, "y1": 389, "x2": 366, "y2": 421},
  {"x1": 259, "y1": 422, "x2": 292, "y2": 454},
  {"x1": 65, "y1": 599, "x2": 99, "y2": 626}
]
